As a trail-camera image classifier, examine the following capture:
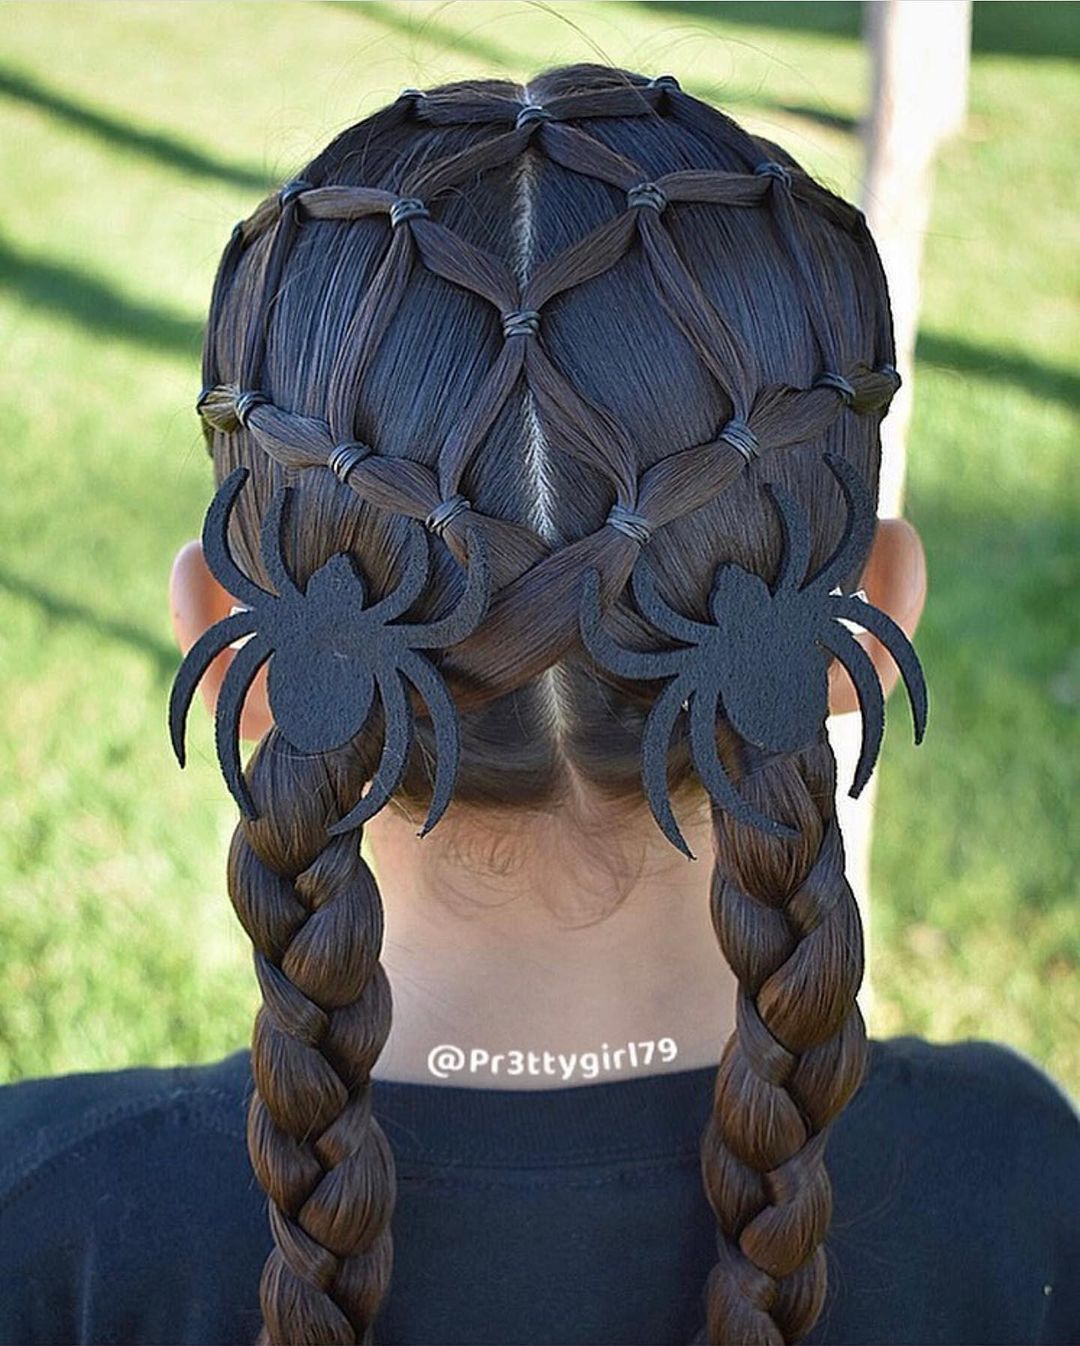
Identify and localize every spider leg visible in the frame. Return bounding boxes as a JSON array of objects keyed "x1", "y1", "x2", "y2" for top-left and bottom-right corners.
[
  {"x1": 688, "y1": 691, "x2": 799, "y2": 839},
  {"x1": 393, "y1": 525, "x2": 490, "y2": 649},
  {"x1": 631, "y1": 558, "x2": 714, "y2": 646},
  {"x1": 396, "y1": 647, "x2": 461, "y2": 837},
  {"x1": 258, "y1": 487, "x2": 301, "y2": 601},
  {"x1": 169, "y1": 610, "x2": 258, "y2": 767},
  {"x1": 364, "y1": 520, "x2": 431, "y2": 625},
  {"x1": 816, "y1": 622, "x2": 884, "y2": 797},
  {"x1": 214, "y1": 635, "x2": 274, "y2": 820},
  {"x1": 827, "y1": 596, "x2": 927, "y2": 744},
  {"x1": 328, "y1": 668, "x2": 414, "y2": 836},
  {"x1": 803, "y1": 454, "x2": 877, "y2": 595},
  {"x1": 202, "y1": 468, "x2": 274, "y2": 609},
  {"x1": 641, "y1": 672, "x2": 696, "y2": 859},
  {"x1": 763, "y1": 482, "x2": 813, "y2": 592},
  {"x1": 579, "y1": 567, "x2": 685, "y2": 680}
]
